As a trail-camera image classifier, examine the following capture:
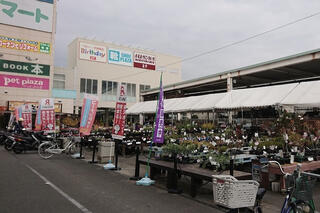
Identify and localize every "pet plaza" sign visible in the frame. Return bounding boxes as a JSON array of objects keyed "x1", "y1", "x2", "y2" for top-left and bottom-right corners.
[{"x1": 0, "y1": 74, "x2": 49, "y2": 90}]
